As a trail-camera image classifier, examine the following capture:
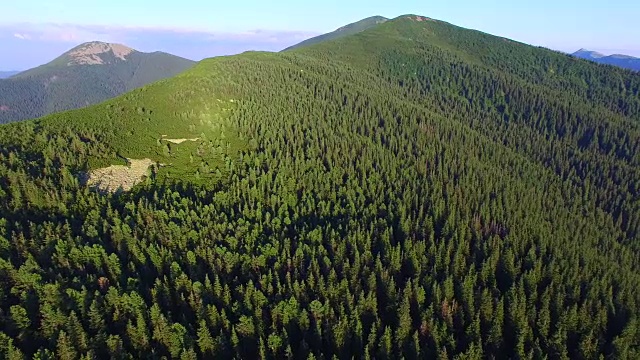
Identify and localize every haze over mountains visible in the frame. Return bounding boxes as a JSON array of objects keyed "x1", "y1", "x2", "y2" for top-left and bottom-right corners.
[
  {"x1": 573, "y1": 48, "x2": 640, "y2": 71},
  {"x1": 0, "y1": 13, "x2": 639, "y2": 359},
  {"x1": 0, "y1": 41, "x2": 194, "y2": 124},
  {"x1": 0, "y1": 71, "x2": 20, "y2": 79}
]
